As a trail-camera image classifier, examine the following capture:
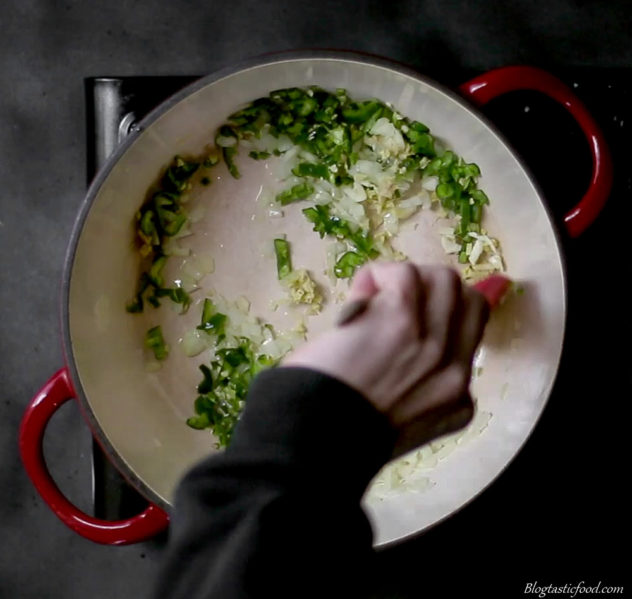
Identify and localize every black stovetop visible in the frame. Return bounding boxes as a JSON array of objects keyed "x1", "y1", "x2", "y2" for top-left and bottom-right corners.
[{"x1": 84, "y1": 68, "x2": 630, "y2": 587}]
